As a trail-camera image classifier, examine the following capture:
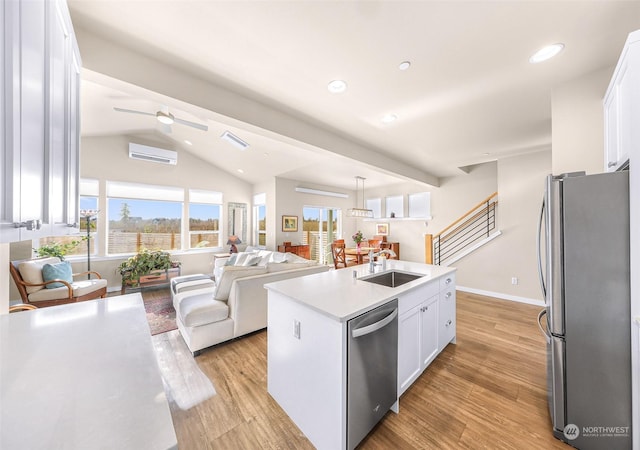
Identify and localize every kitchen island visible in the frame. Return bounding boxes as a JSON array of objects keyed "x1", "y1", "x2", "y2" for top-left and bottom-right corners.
[
  {"x1": 265, "y1": 260, "x2": 456, "y2": 450},
  {"x1": 0, "y1": 294, "x2": 177, "y2": 450}
]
